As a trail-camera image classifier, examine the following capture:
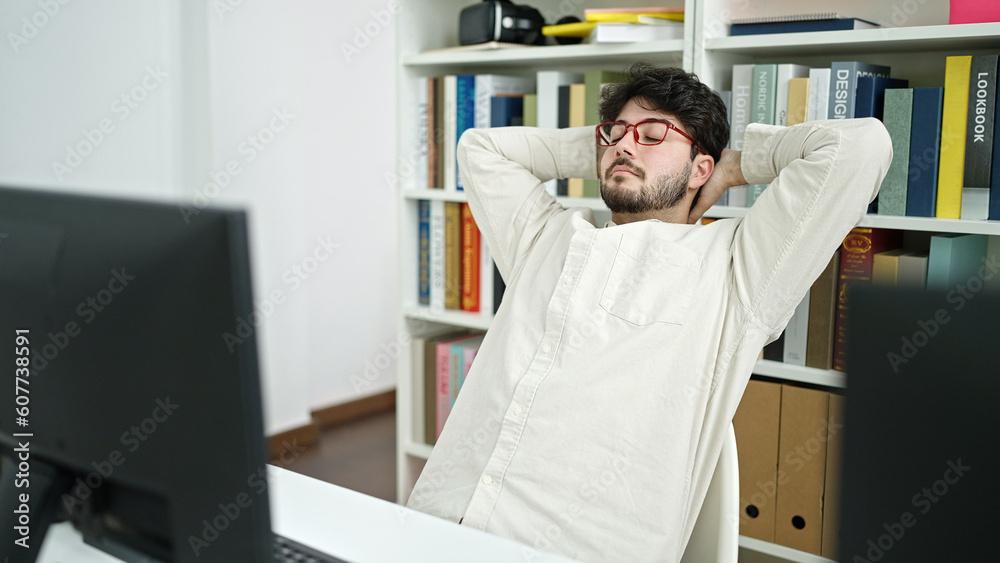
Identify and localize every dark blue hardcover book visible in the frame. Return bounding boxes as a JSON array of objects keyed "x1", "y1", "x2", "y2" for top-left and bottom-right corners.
[
  {"x1": 557, "y1": 85, "x2": 571, "y2": 196},
  {"x1": 418, "y1": 199, "x2": 431, "y2": 305},
  {"x1": 855, "y1": 76, "x2": 909, "y2": 120},
  {"x1": 991, "y1": 67, "x2": 1000, "y2": 220},
  {"x1": 490, "y1": 96, "x2": 524, "y2": 128},
  {"x1": 730, "y1": 17, "x2": 879, "y2": 36},
  {"x1": 906, "y1": 87, "x2": 944, "y2": 217},
  {"x1": 455, "y1": 75, "x2": 476, "y2": 191}
]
